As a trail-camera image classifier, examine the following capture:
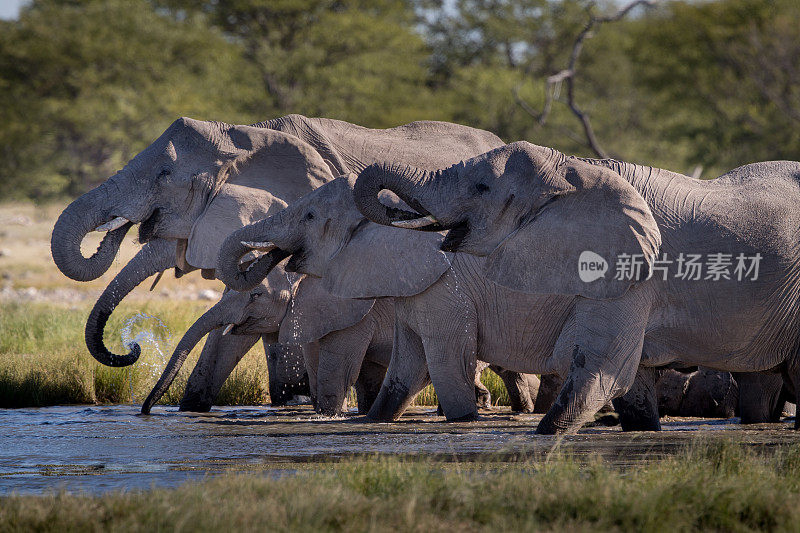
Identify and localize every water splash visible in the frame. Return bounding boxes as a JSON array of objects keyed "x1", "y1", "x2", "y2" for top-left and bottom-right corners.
[
  {"x1": 285, "y1": 272, "x2": 301, "y2": 342},
  {"x1": 120, "y1": 313, "x2": 171, "y2": 402}
]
